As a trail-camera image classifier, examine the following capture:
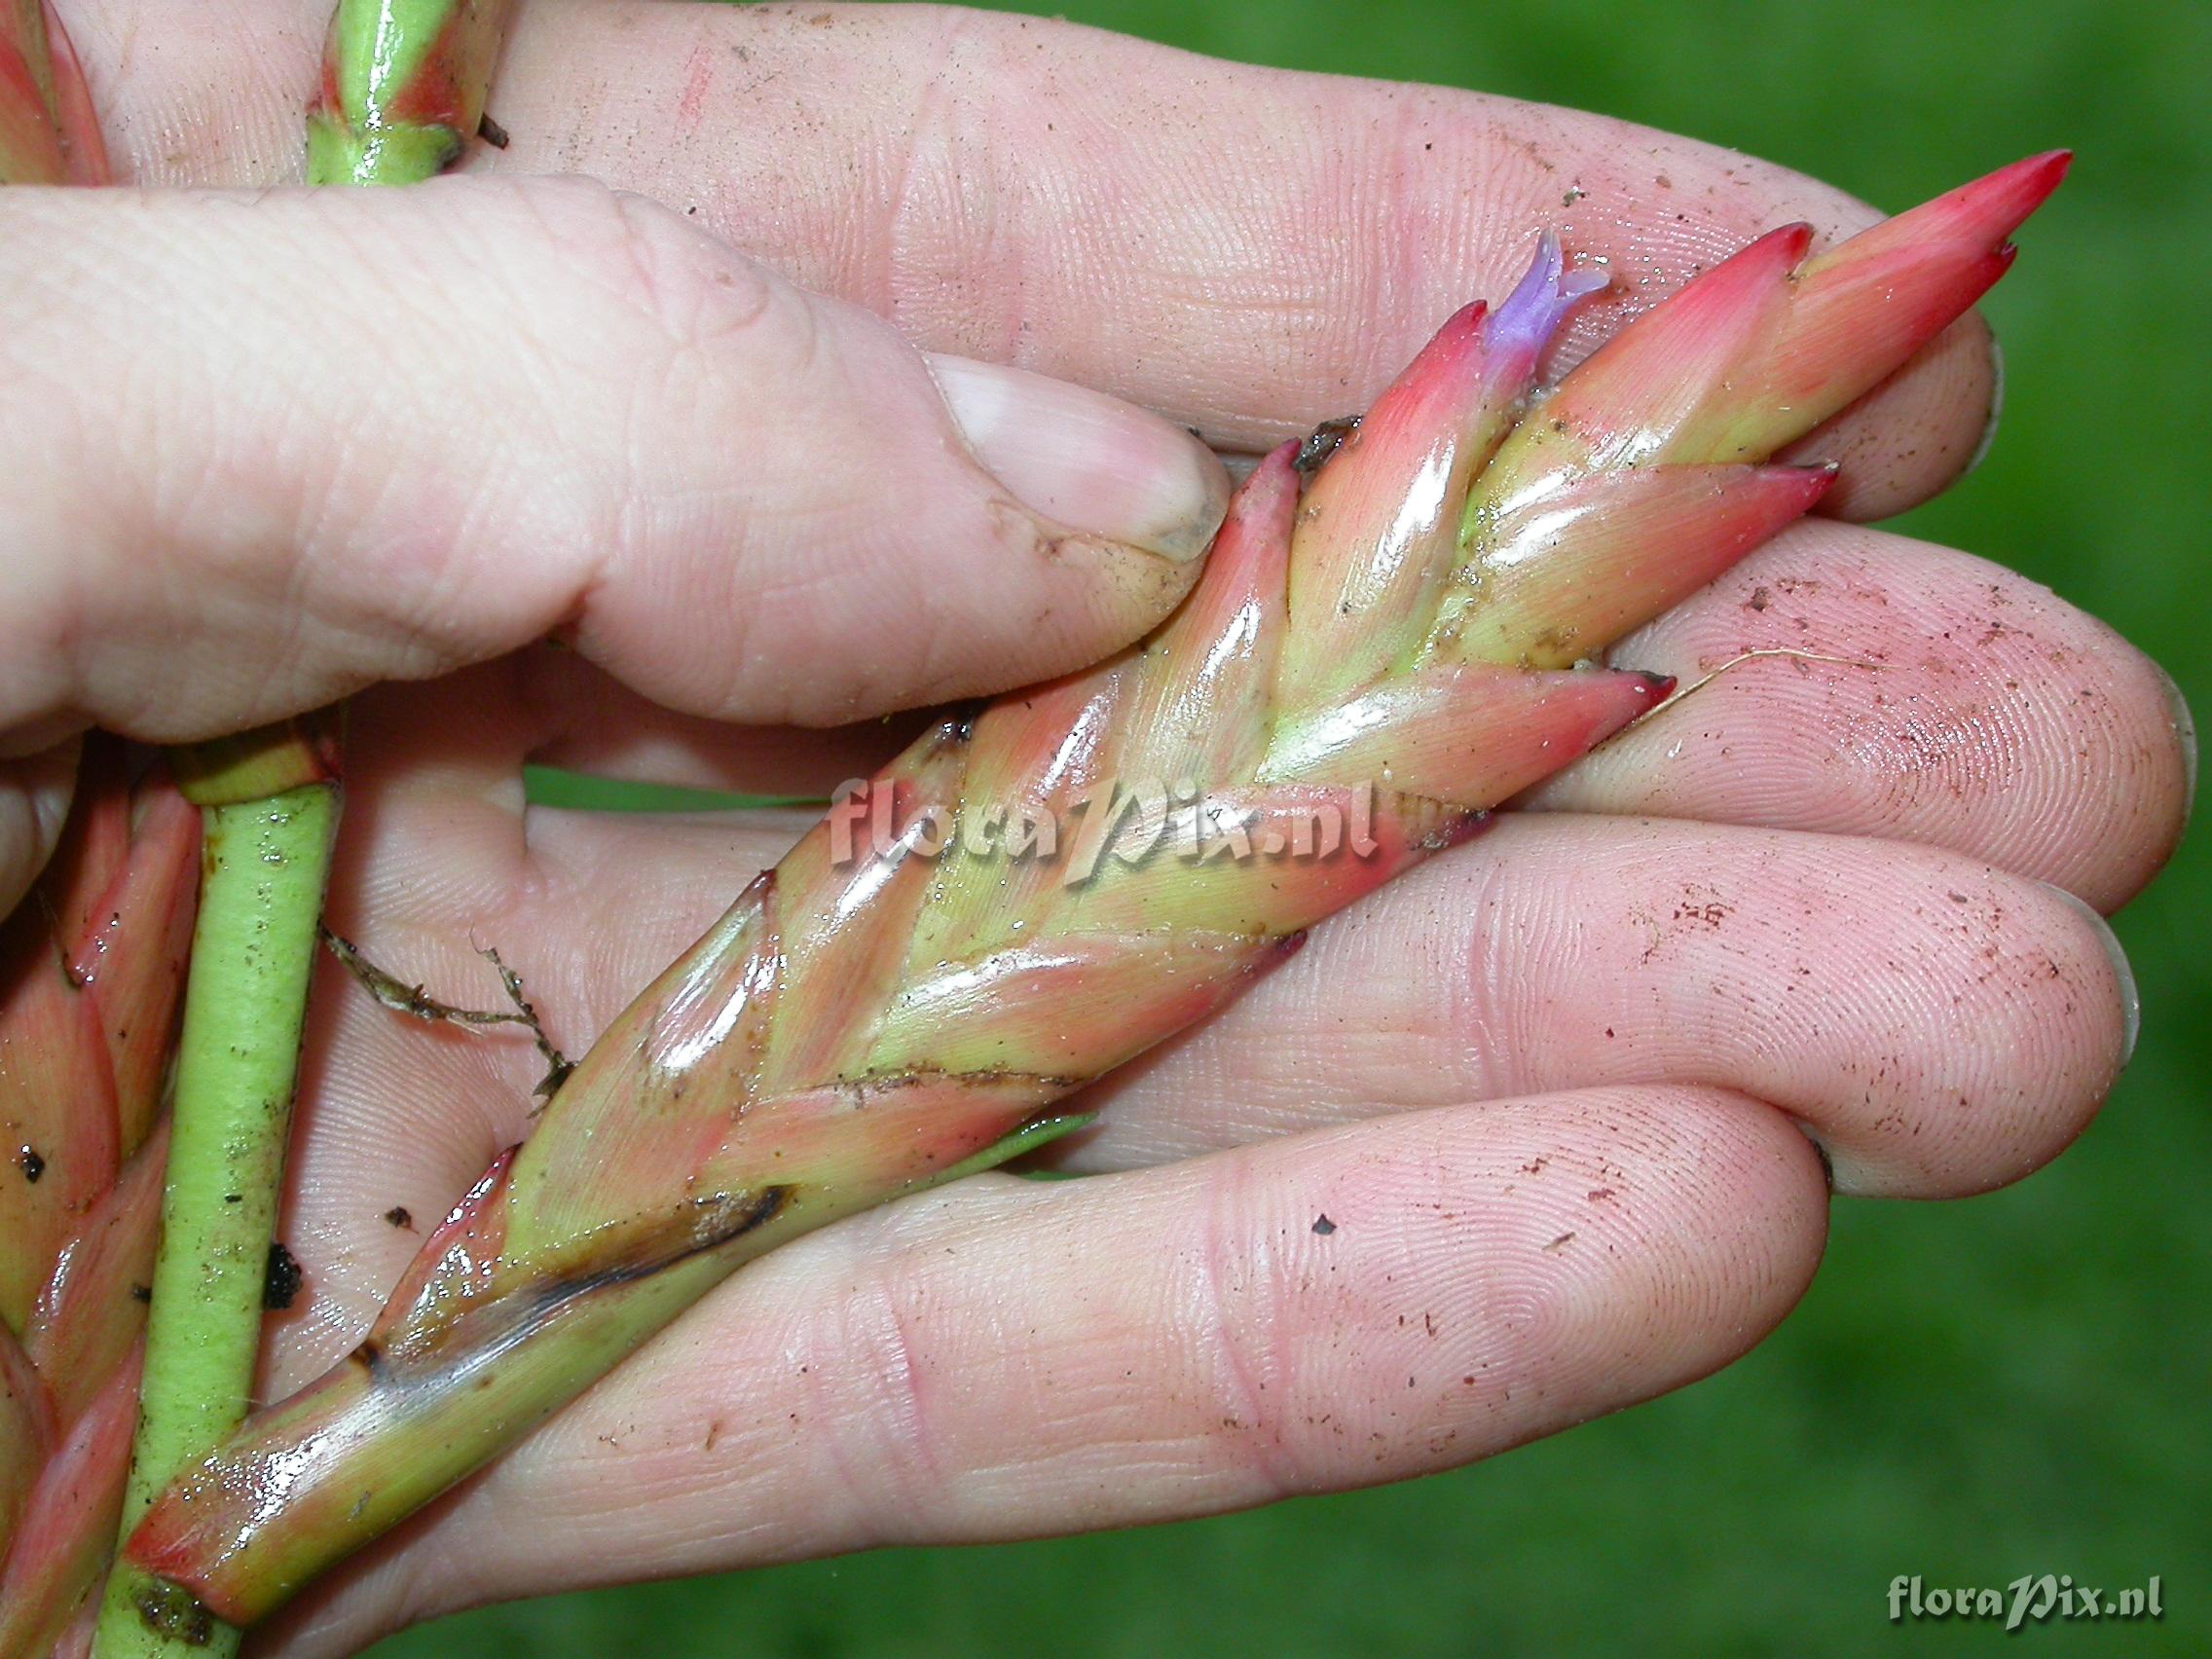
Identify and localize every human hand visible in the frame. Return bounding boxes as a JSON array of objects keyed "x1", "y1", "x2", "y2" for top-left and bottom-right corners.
[{"x1": 0, "y1": 4, "x2": 2186, "y2": 1653}]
